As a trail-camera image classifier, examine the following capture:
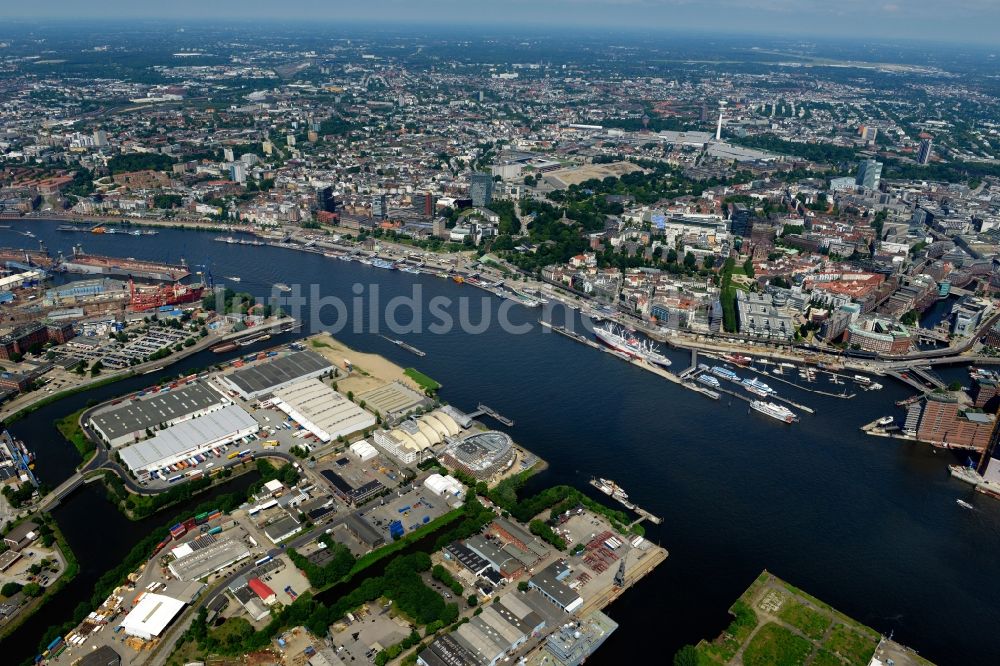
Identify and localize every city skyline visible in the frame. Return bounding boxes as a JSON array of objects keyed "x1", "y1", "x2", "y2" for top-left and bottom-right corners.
[{"x1": 1, "y1": 0, "x2": 999, "y2": 45}]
